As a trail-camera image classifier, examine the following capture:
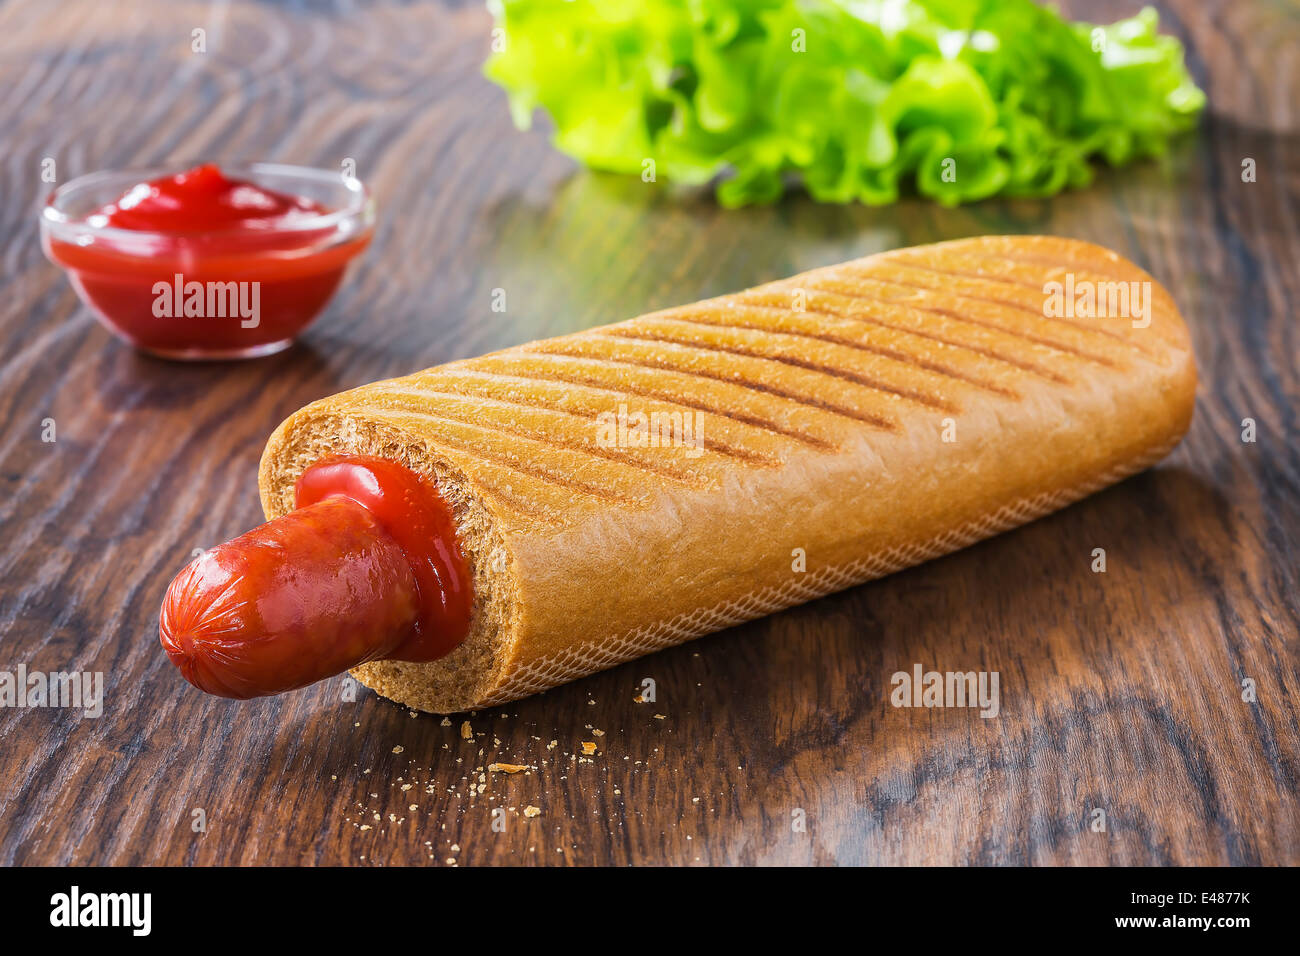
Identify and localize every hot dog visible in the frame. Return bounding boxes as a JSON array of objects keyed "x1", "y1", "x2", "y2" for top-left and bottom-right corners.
[{"x1": 160, "y1": 236, "x2": 1198, "y2": 713}]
